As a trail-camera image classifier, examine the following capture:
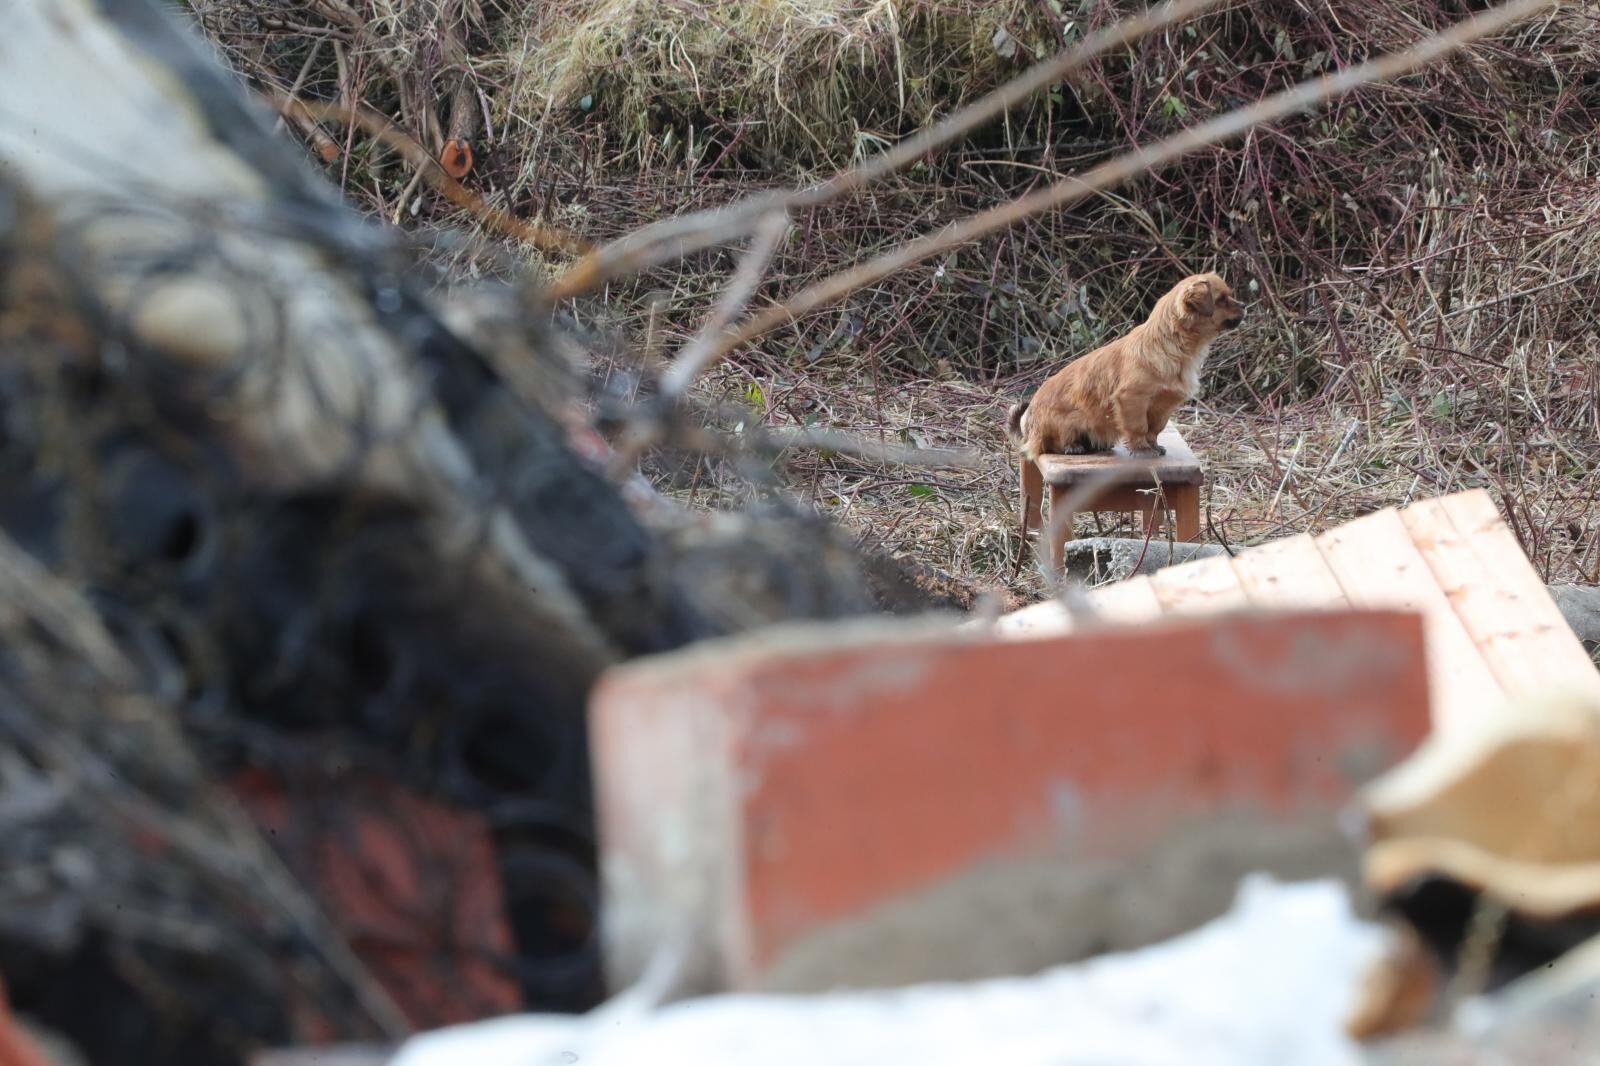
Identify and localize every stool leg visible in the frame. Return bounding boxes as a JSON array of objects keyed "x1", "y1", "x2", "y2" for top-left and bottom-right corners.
[
  {"x1": 1171, "y1": 484, "x2": 1201, "y2": 541},
  {"x1": 1020, "y1": 456, "x2": 1043, "y2": 534},
  {"x1": 1048, "y1": 484, "x2": 1073, "y2": 574}
]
